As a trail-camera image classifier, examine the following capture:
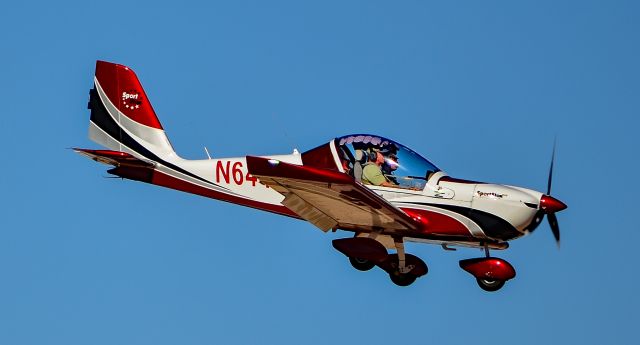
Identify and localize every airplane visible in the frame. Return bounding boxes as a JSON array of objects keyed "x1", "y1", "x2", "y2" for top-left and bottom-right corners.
[{"x1": 74, "y1": 60, "x2": 568, "y2": 292}]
